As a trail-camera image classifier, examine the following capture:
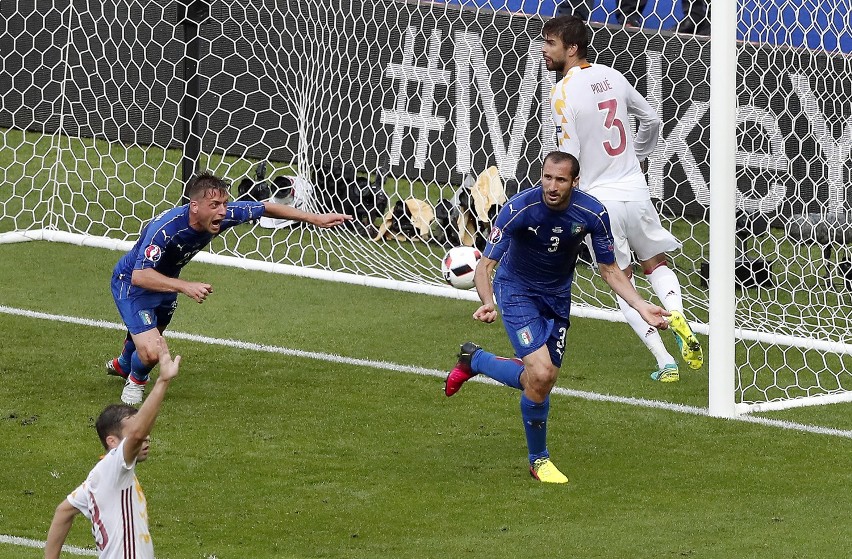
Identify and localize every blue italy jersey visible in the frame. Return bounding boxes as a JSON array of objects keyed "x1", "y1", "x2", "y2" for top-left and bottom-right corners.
[
  {"x1": 113, "y1": 200, "x2": 265, "y2": 291},
  {"x1": 483, "y1": 186, "x2": 615, "y2": 297}
]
